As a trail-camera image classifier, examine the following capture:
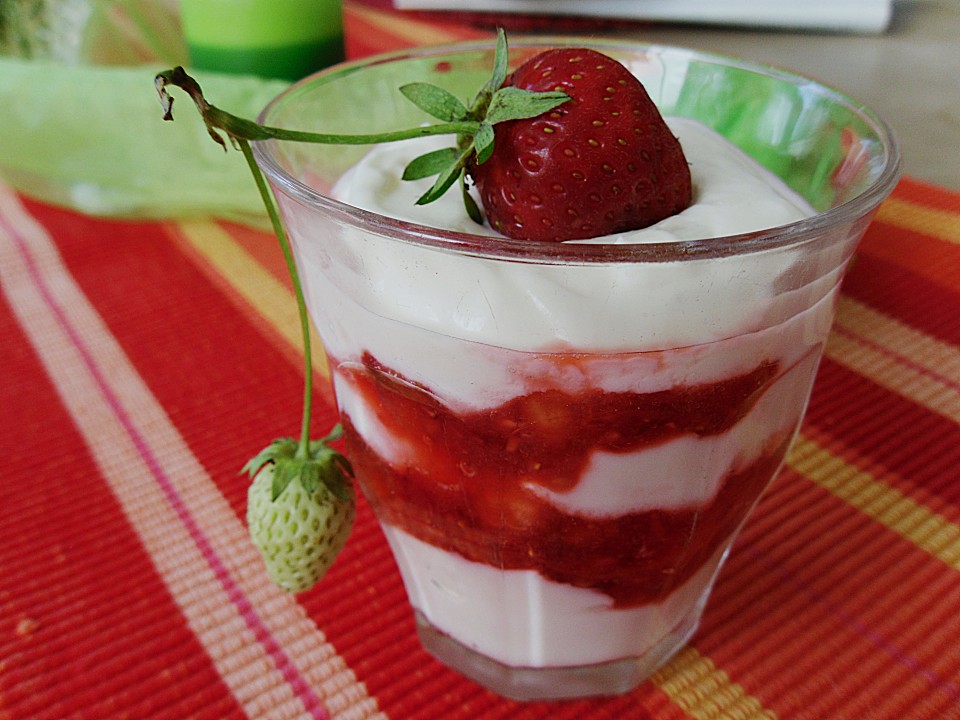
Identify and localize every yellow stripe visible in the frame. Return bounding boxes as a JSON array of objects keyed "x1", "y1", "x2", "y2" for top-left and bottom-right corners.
[
  {"x1": 789, "y1": 436, "x2": 960, "y2": 571},
  {"x1": 652, "y1": 647, "x2": 778, "y2": 720},
  {"x1": 834, "y1": 296, "x2": 960, "y2": 387},
  {"x1": 347, "y1": 3, "x2": 467, "y2": 47},
  {"x1": 830, "y1": 295, "x2": 960, "y2": 422},
  {"x1": 176, "y1": 219, "x2": 330, "y2": 378},
  {"x1": 824, "y1": 329, "x2": 960, "y2": 424},
  {"x1": 875, "y1": 197, "x2": 960, "y2": 245}
]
